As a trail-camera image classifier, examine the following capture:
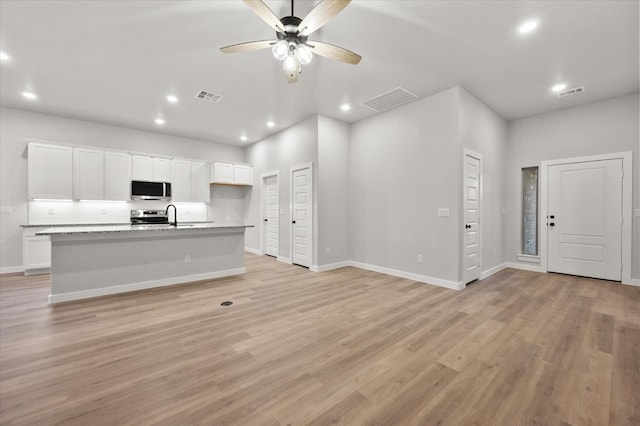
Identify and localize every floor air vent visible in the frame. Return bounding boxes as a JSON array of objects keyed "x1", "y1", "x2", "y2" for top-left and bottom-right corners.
[
  {"x1": 196, "y1": 90, "x2": 223, "y2": 103},
  {"x1": 557, "y1": 86, "x2": 585, "y2": 98},
  {"x1": 361, "y1": 87, "x2": 418, "y2": 112}
]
